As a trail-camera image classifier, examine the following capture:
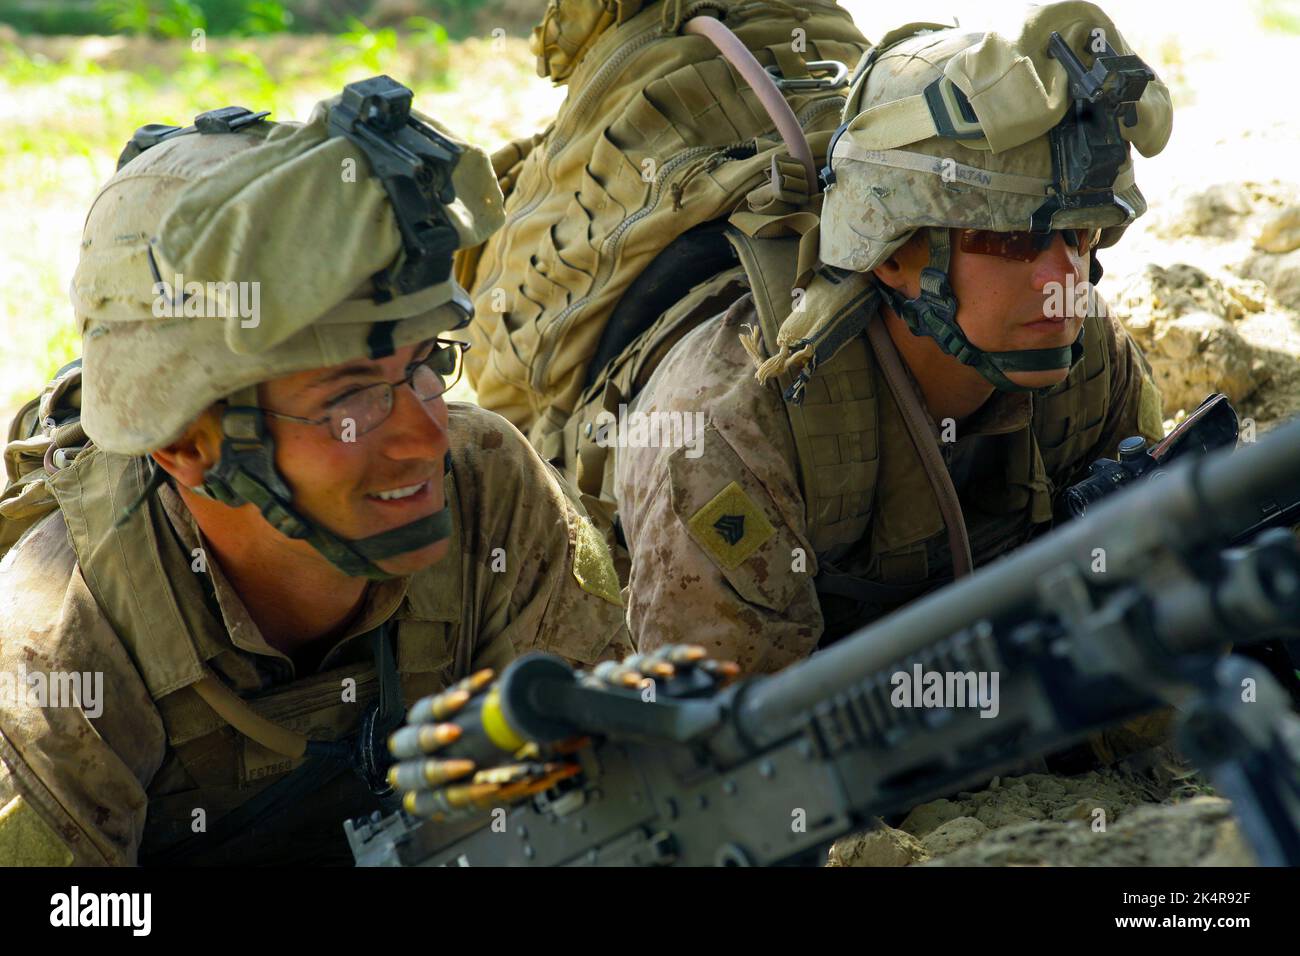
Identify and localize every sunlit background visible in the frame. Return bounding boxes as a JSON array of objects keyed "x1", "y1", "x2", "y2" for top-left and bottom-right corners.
[{"x1": 1, "y1": 0, "x2": 1298, "y2": 427}]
